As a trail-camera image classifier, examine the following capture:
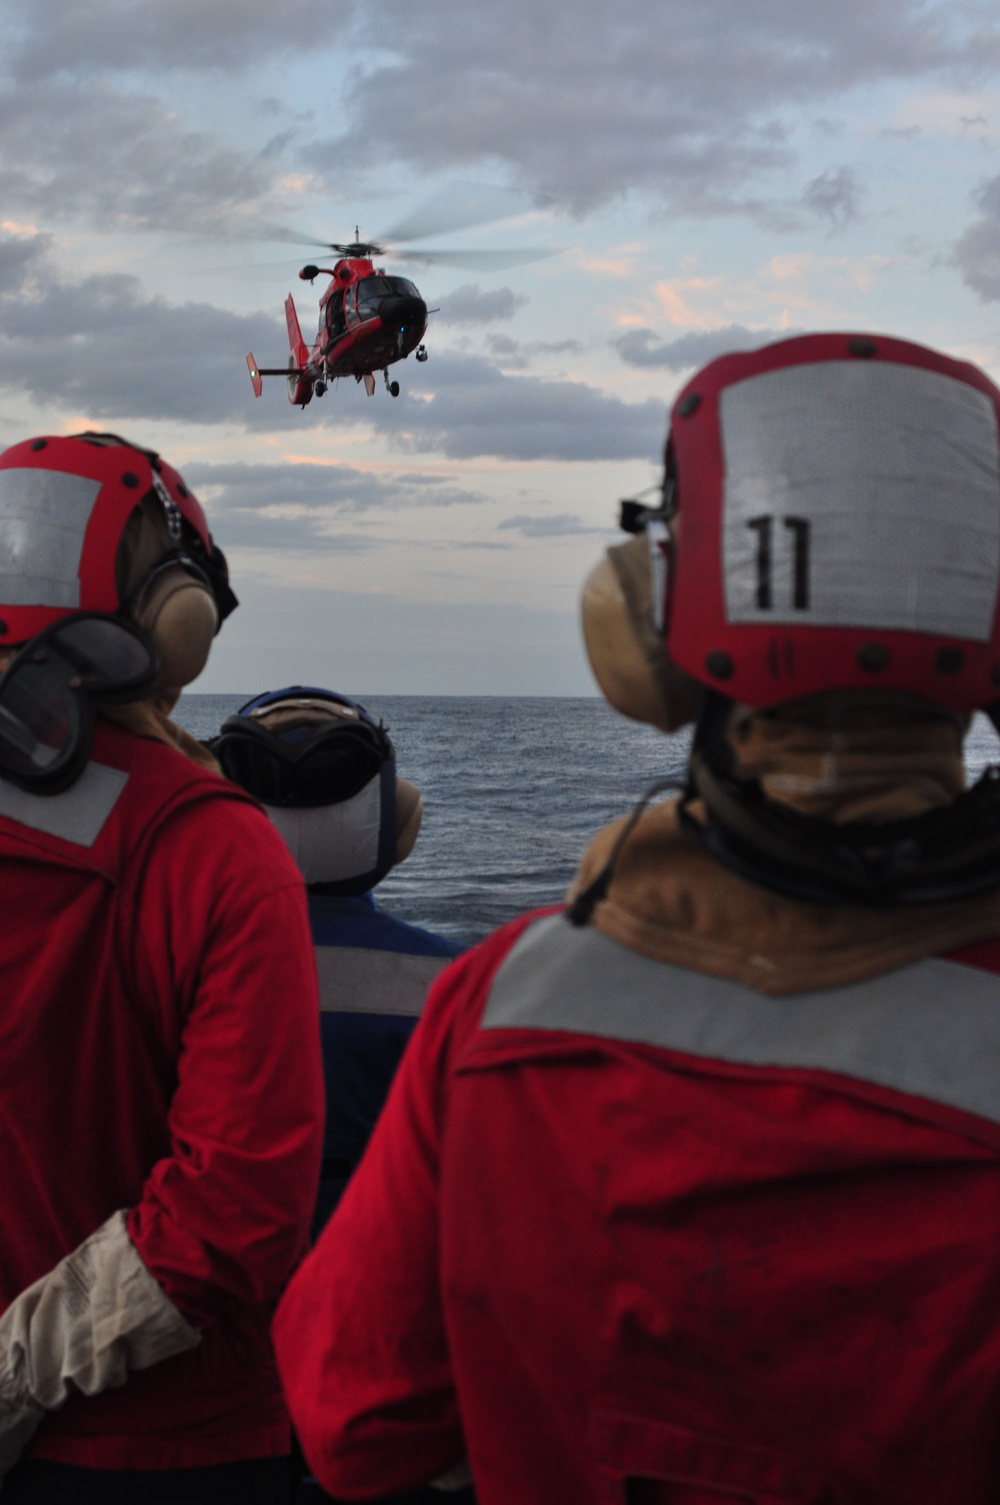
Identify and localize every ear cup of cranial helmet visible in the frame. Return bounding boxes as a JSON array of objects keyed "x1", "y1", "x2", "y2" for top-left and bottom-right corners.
[
  {"x1": 394, "y1": 777, "x2": 423, "y2": 864},
  {"x1": 581, "y1": 534, "x2": 702, "y2": 734},
  {"x1": 131, "y1": 564, "x2": 219, "y2": 692}
]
